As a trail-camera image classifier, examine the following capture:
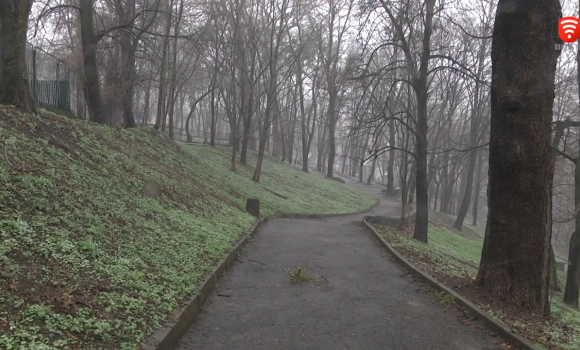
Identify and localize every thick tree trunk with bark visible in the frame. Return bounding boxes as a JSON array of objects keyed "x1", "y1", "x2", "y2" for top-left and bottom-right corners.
[
  {"x1": 476, "y1": 0, "x2": 561, "y2": 316},
  {"x1": 413, "y1": 86, "x2": 429, "y2": 243},
  {"x1": 154, "y1": 1, "x2": 173, "y2": 130},
  {"x1": 0, "y1": 0, "x2": 35, "y2": 113},
  {"x1": 80, "y1": 0, "x2": 105, "y2": 124},
  {"x1": 121, "y1": 43, "x2": 137, "y2": 128},
  {"x1": 239, "y1": 71, "x2": 253, "y2": 164}
]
